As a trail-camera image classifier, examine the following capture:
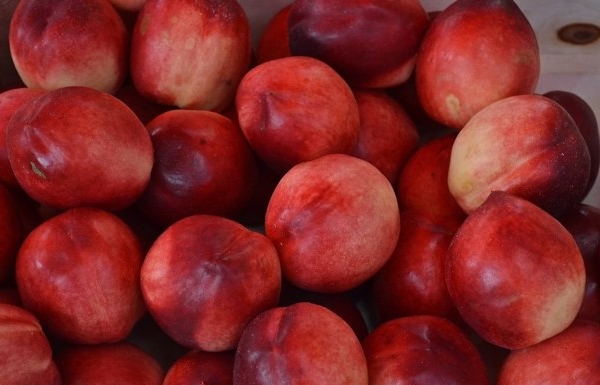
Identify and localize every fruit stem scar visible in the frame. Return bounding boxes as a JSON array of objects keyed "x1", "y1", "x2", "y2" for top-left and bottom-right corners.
[{"x1": 30, "y1": 162, "x2": 47, "y2": 179}]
